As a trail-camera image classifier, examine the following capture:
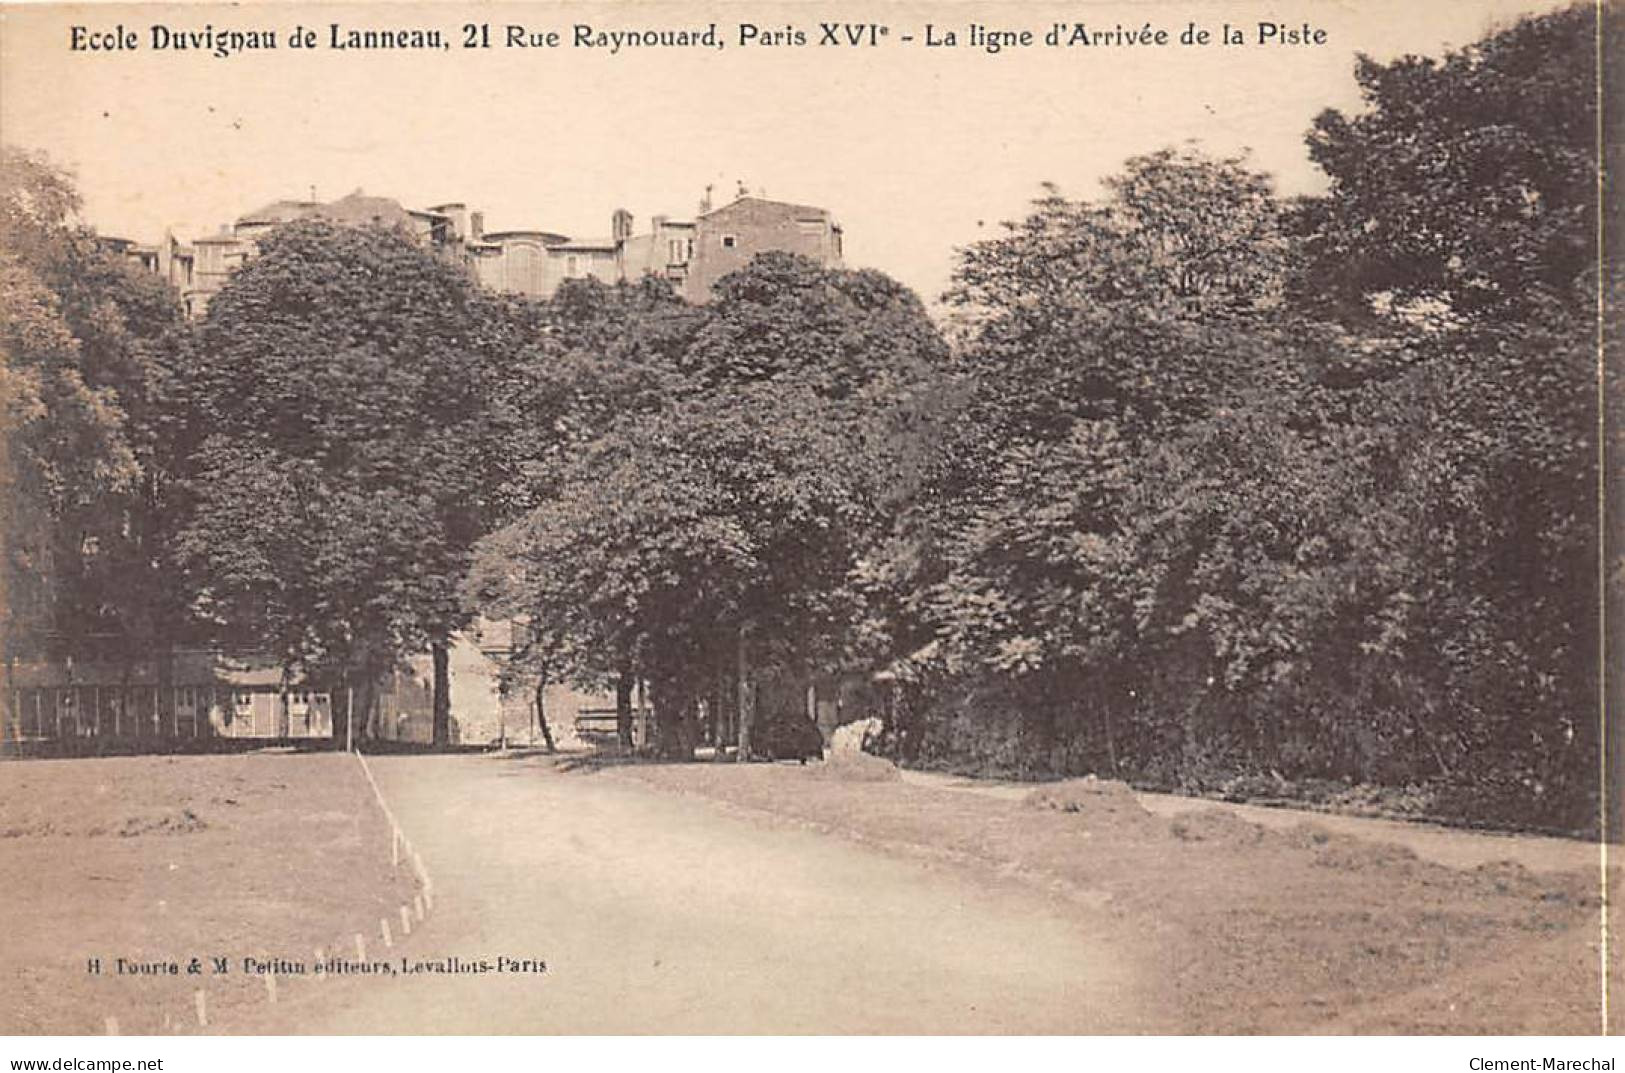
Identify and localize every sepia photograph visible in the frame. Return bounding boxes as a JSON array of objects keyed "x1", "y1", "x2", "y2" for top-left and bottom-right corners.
[{"x1": 0, "y1": 0, "x2": 1620, "y2": 1054}]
